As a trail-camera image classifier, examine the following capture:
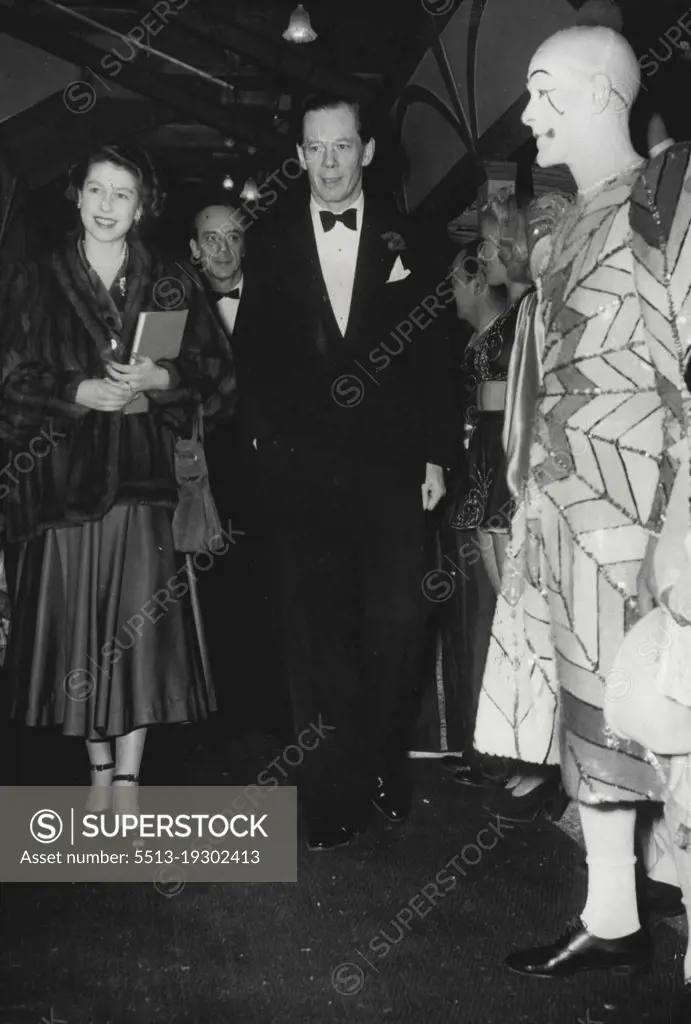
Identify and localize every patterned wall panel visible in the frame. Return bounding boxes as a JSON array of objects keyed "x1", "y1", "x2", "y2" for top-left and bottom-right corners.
[
  {"x1": 401, "y1": 101, "x2": 468, "y2": 212},
  {"x1": 473, "y1": 0, "x2": 578, "y2": 137},
  {"x1": 411, "y1": 47, "x2": 461, "y2": 121},
  {"x1": 0, "y1": 34, "x2": 79, "y2": 126},
  {"x1": 433, "y1": 0, "x2": 474, "y2": 134},
  {"x1": 398, "y1": 0, "x2": 579, "y2": 212}
]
